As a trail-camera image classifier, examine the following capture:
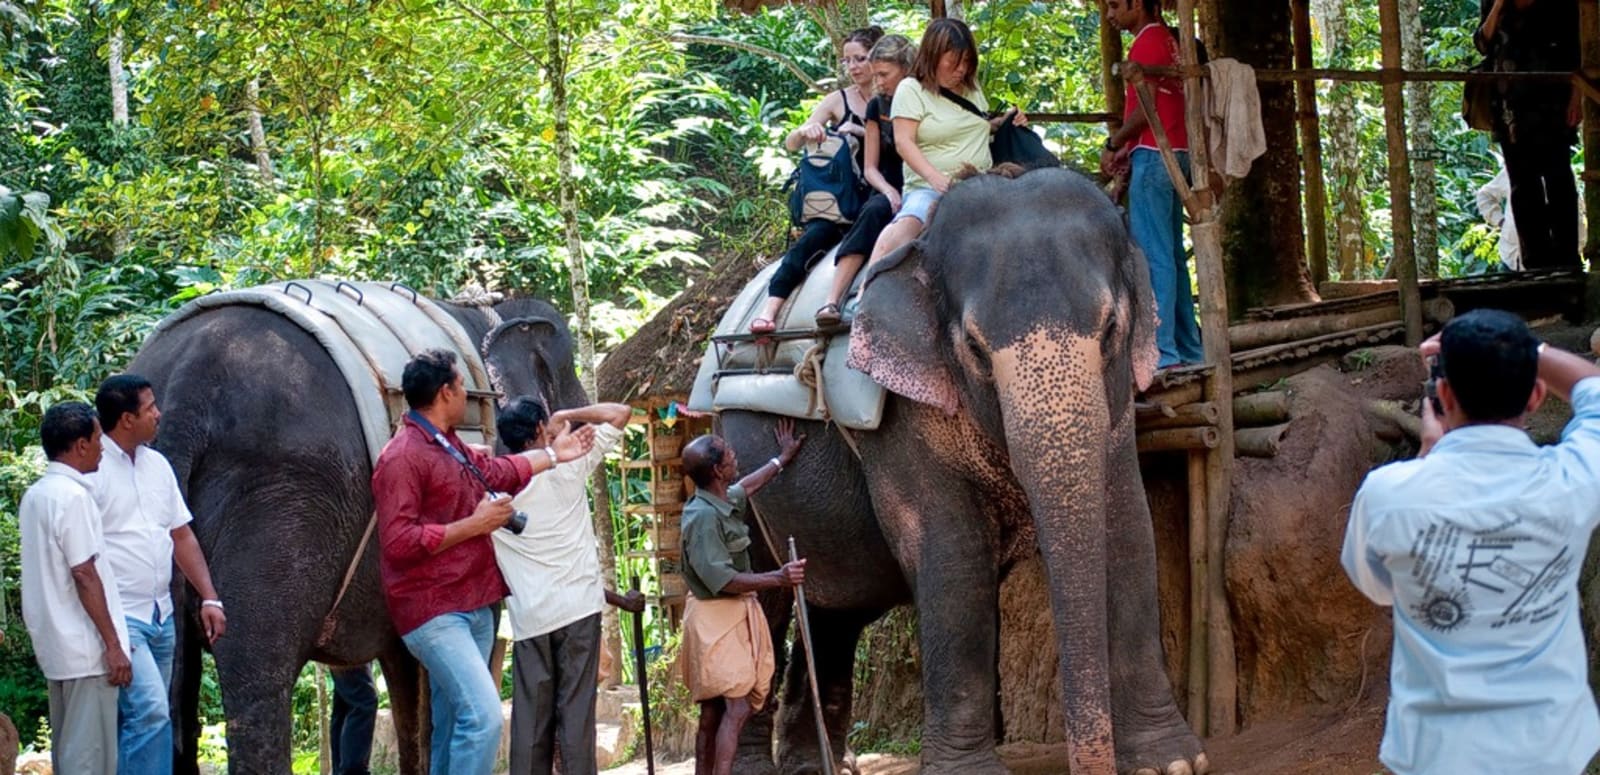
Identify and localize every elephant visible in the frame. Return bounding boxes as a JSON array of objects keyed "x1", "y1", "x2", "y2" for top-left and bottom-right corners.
[
  {"x1": 718, "y1": 167, "x2": 1205, "y2": 775},
  {"x1": 128, "y1": 293, "x2": 588, "y2": 774}
]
